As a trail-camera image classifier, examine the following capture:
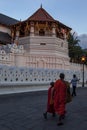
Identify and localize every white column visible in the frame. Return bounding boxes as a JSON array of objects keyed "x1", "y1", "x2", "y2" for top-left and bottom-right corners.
[
  {"x1": 30, "y1": 22, "x2": 34, "y2": 36},
  {"x1": 52, "y1": 23, "x2": 56, "y2": 37}
]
